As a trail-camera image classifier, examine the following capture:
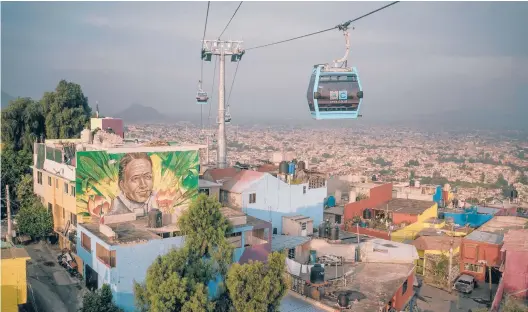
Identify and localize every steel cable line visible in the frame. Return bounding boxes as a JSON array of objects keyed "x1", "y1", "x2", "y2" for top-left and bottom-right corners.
[
  {"x1": 218, "y1": 1, "x2": 243, "y2": 39},
  {"x1": 200, "y1": 1, "x2": 211, "y2": 130},
  {"x1": 245, "y1": 1, "x2": 399, "y2": 51},
  {"x1": 226, "y1": 61, "x2": 240, "y2": 112}
]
